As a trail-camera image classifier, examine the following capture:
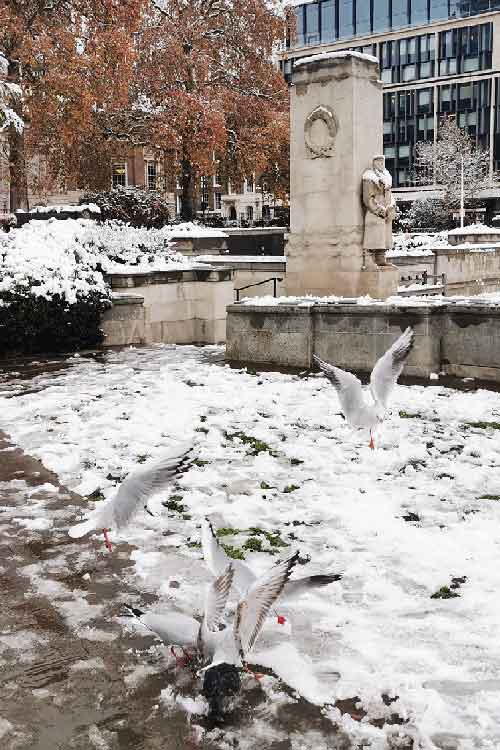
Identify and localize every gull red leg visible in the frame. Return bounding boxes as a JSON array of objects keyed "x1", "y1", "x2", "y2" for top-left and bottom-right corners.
[
  {"x1": 103, "y1": 528, "x2": 113, "y2": 552},
  {"x1": 369, "y1": 431, "x2": 375, "y2": 450}
]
